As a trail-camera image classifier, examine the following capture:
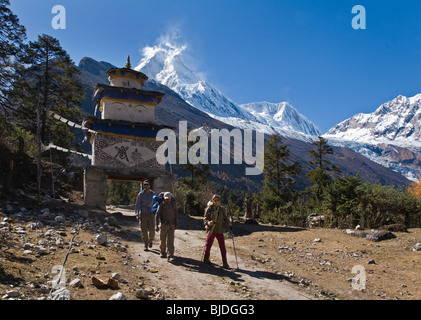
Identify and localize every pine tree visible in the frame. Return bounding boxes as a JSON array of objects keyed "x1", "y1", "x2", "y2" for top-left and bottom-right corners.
[
  {"x1": 0, "y1": 0, "x2": 27, "y2": 119},
  {"x1": 262, "y1": 134, "x2": 301, "y2": 211},
  {"x1": 306, "y1": 136, "x2": 340, "y2": 204},
  {"x1": 11, "y1": 34, "x2": 83, "y2": 160},
  {"x1": 10, "y1": 34, "x2": 84, "y2": 200}
]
